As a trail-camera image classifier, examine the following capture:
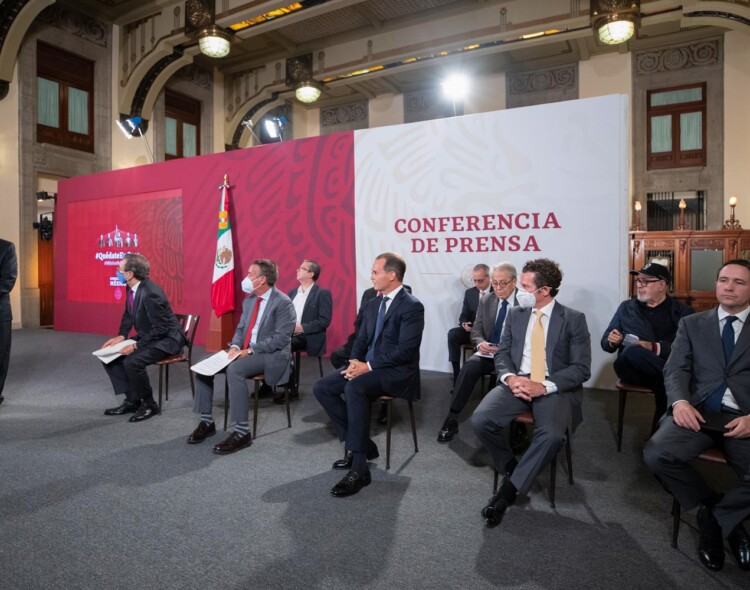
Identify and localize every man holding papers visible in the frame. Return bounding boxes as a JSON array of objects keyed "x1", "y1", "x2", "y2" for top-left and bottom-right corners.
[
  {"x1": 101, "y1": 254, "x2": 186, "y2": 422},
  {"x1": 188, "y1": 259, "x2": 296, "y2": 454}
]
